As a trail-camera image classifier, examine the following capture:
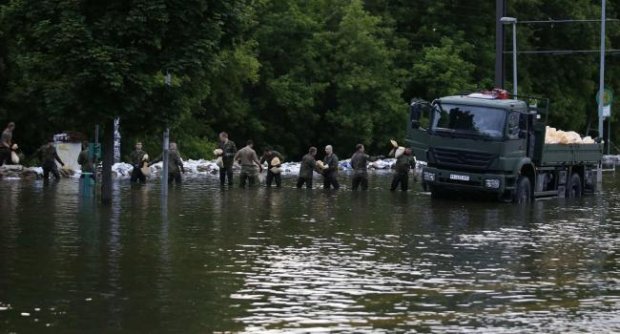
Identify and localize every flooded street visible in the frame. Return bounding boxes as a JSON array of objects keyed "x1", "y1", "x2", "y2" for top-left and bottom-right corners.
[{"x1": 0, "y1": 173, "x2": 618, "y2": 333}]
